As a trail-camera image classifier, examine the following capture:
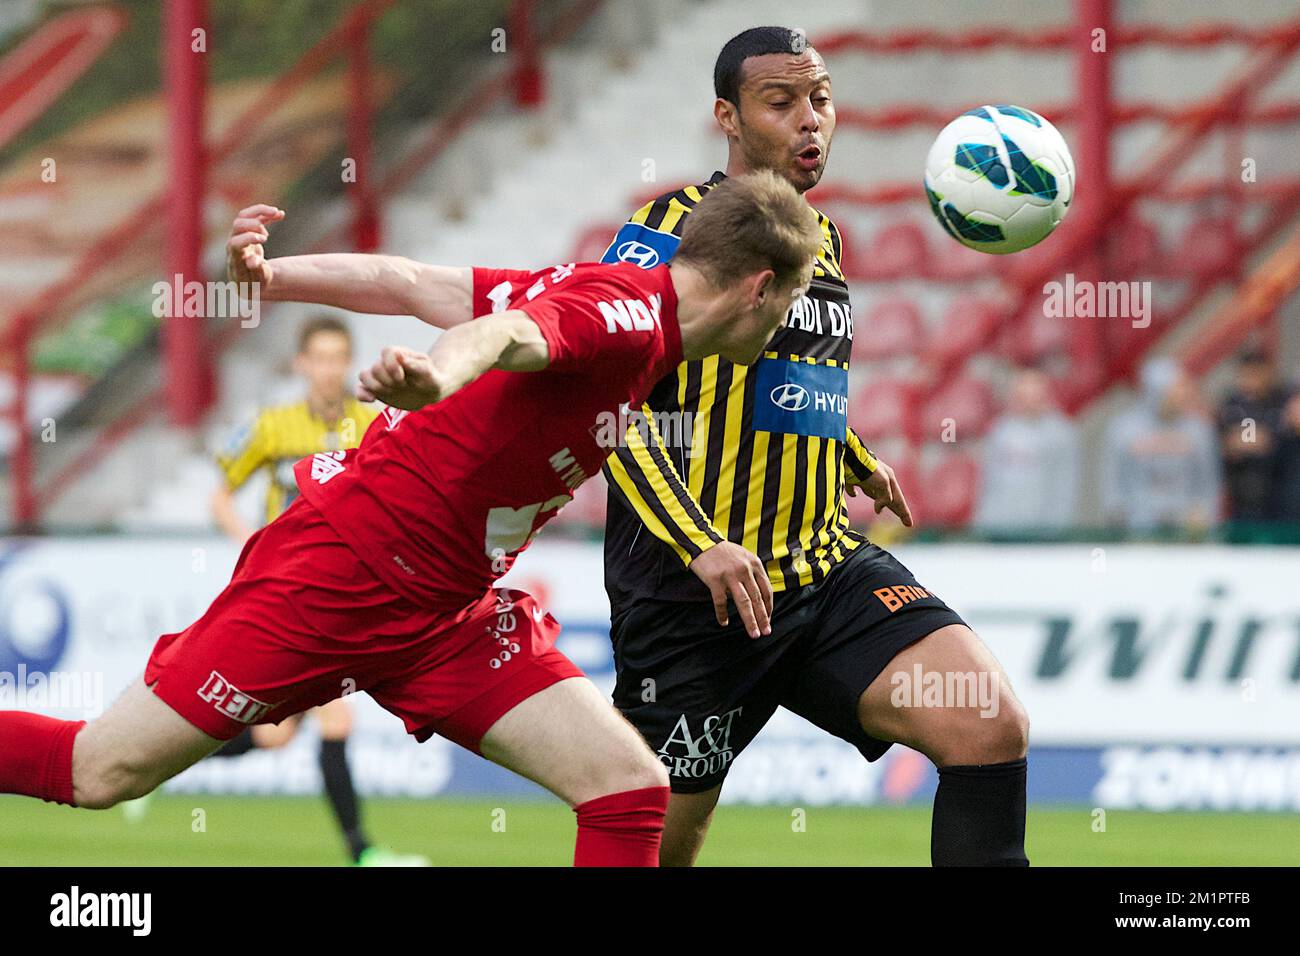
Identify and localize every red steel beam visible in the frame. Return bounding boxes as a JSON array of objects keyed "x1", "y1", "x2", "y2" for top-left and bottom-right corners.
[
  {"x1": 347, "y1": 10, "x2": 379, "y2": 252},
  {"x1": 0, "y1": 5, "x2": 127, "y2": 149},
  {"x1": 10, "y1": 310, "x2": 36, "y2": 529},
  {"x1": 832, "y1": 101, "x2": 1300, "y2": 130},
  {"x1": 162, "y1": 0, "x2": 210, "y2": 426},
  {"x1": 815, "y1": 21, "x2": 1300, "y2": 55},
  {"x1": 1071, "y1": 0, "x2": 1113, "y2": 391},
  {"x1": 509, "y1": 0, "x2": 543, "y2": 108},
  {"x1": 1180, "y1": 220, "x2": 1300, "y2": 376}
]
